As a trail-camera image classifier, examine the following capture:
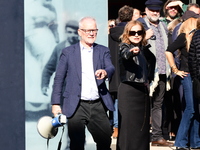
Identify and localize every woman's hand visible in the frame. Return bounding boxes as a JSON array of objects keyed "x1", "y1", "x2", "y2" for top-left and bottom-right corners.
[
  {"x1": 130, "y1": 47, "x2": 140, "y2": 54},
  {"x1": 175, "y1": 70, "x2": 189, "y2": 78}
]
